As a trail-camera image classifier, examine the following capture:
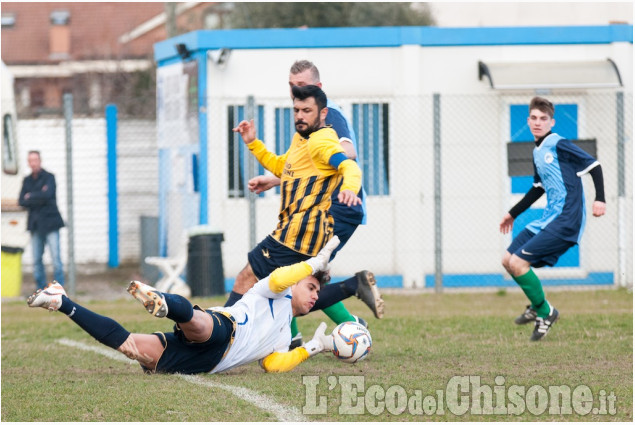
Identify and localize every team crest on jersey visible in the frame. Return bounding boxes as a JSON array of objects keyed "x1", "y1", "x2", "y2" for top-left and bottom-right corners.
[
  {"x1": 262, "y1": 248, "x2": 270, "y2": 259},
  {"x1": 544, "y1": 153, "x2": 554, "y2": 164}
]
